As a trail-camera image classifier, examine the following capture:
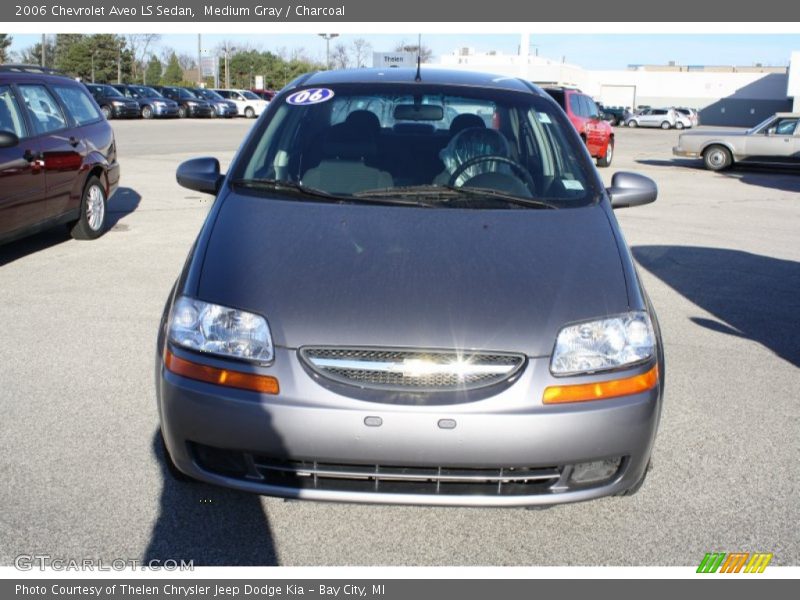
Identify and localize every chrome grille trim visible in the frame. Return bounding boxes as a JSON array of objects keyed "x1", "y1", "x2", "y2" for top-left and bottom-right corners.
[{"x1": 300, "y1": 347, "x2": 525, "y2": 391}]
